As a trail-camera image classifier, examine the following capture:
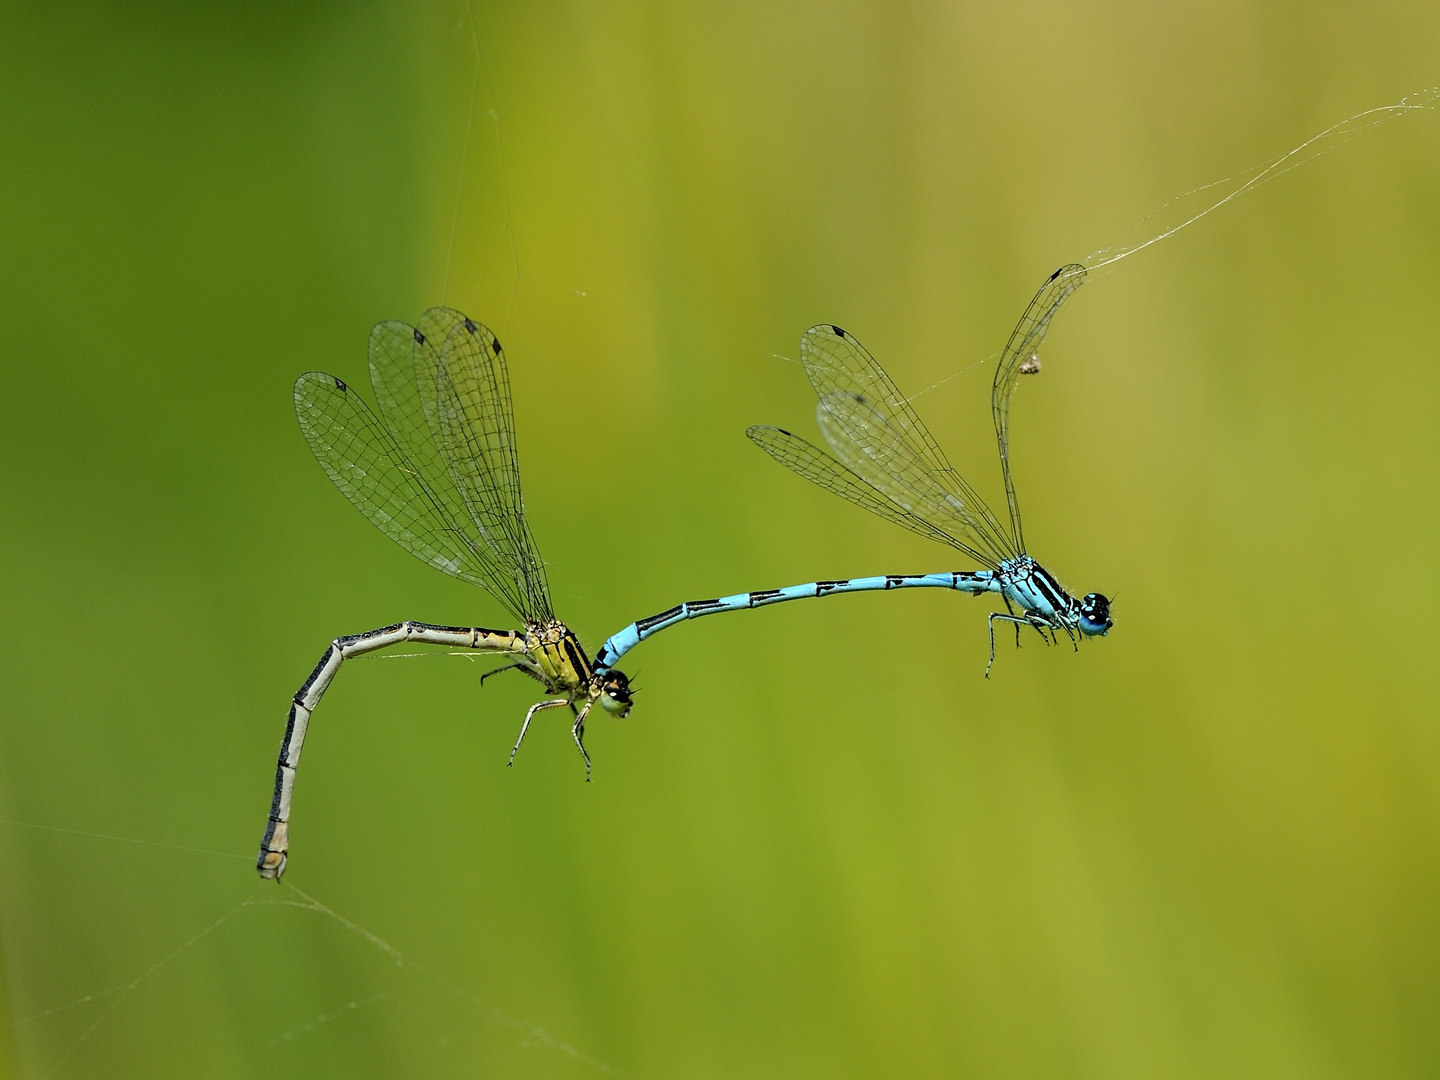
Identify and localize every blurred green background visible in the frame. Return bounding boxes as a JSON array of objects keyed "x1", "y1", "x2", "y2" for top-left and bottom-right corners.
[{"x1": 2, "y1": 1, "x2": 1439, "y2": 1077}]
